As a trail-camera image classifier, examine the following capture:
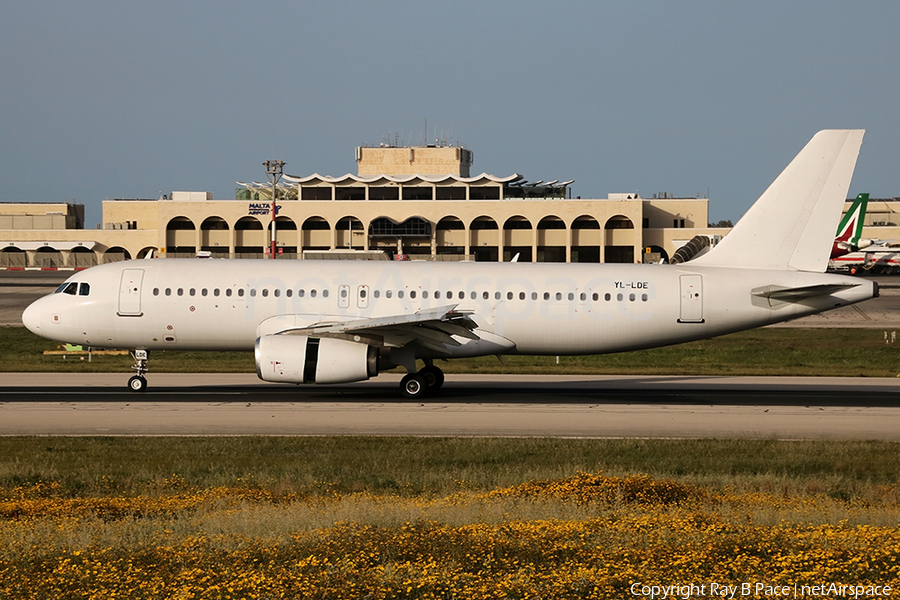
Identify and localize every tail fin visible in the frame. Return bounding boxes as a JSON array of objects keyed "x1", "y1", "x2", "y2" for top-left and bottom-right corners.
[
  {"x1": 692, "y1": 130, "x2": 864, "y2": 272},
  {"x1": 831, "y1": 193, "x2": 869, "y2": 258}
]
